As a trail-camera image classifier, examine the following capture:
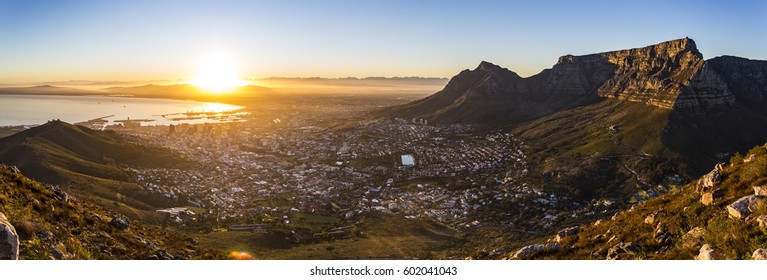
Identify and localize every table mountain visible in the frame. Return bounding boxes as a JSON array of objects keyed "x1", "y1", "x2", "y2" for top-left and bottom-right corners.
[{"x1": 385, "y1": 38, "x2": 767, "y2": 202}]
